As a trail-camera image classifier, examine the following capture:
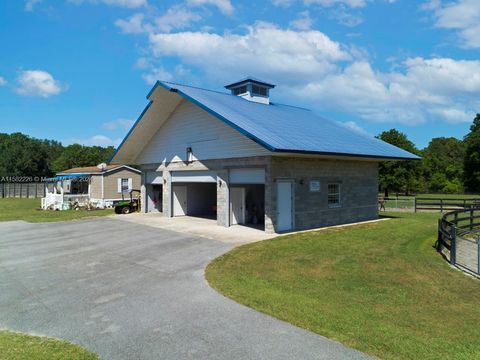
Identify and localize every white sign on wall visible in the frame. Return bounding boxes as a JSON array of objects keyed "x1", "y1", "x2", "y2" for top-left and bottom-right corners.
[{"x1": 309, "y1": 180, "x2": 321, "y2": 192}]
